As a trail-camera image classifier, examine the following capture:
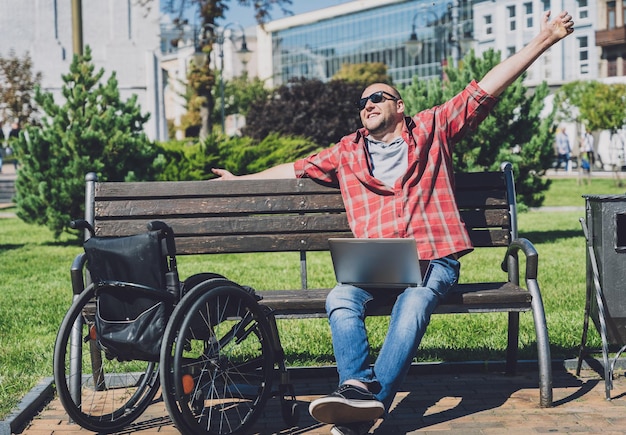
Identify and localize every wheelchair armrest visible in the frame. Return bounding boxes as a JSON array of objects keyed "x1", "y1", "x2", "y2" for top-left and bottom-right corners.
[
  {"x1": 501, "y1": 237, "x2": 539, "y2": 281},
  {"x1": 70, "y1": 252, "x2": 88, "y2": 296}
]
